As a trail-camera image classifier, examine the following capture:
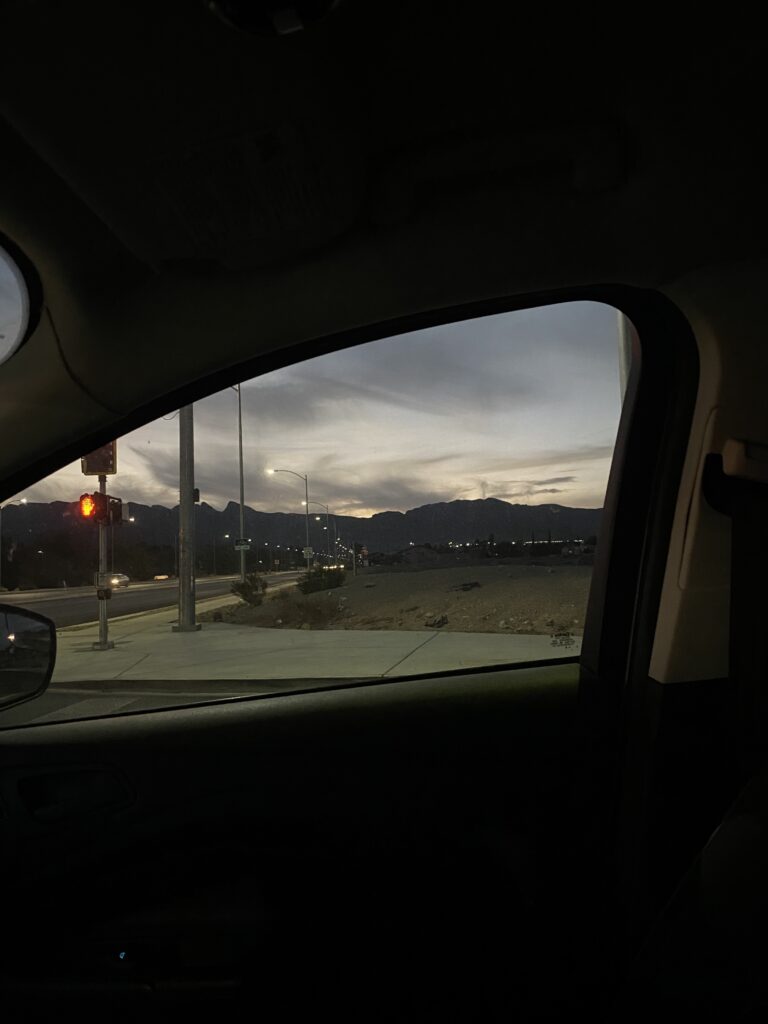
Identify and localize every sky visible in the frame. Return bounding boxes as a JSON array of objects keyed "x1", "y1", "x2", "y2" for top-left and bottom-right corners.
[{"x1": 16, "y1": 301, "x2": 624, "y2": 517}]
